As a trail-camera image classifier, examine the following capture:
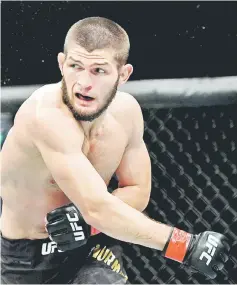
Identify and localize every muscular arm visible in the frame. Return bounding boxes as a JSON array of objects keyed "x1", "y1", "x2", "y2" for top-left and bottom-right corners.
[
  {"x1": 114, "y1": 99, "x2": 151, "y2": 212},
  {"x1": 32, "y1": 108, "x2": 172, "y2": 251}
]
